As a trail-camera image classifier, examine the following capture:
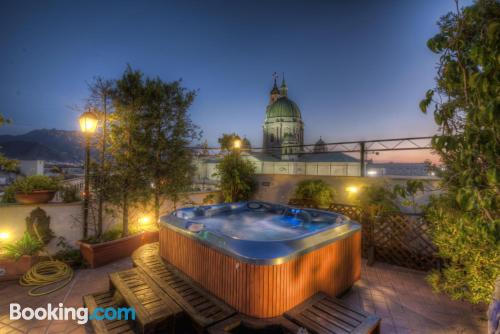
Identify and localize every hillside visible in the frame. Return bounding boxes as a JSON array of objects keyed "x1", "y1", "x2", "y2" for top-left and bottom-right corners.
[{"x1": 0, "y1": 129, "x2": 84, "y2": 163}]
